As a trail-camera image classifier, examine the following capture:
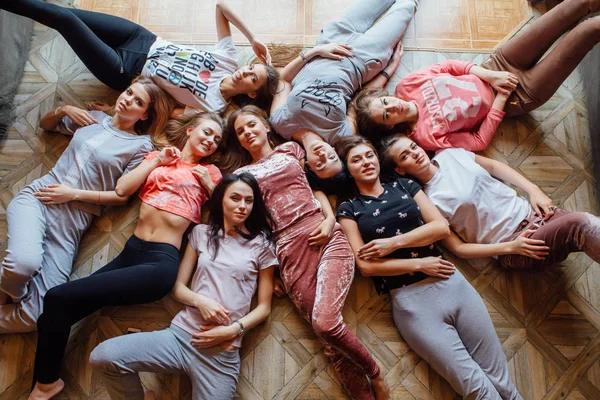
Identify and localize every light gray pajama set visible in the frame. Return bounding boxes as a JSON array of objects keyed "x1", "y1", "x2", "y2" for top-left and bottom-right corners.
[
  {"x1": 0, "y1": 111, "x2": 153, "y2": 333},
  {"x1": 90, "y1": 224, "x2": 278, "y2": 400},
  {"x1": 270, "y1": 0, "x2": 418, "y2": 142}
]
